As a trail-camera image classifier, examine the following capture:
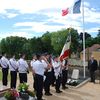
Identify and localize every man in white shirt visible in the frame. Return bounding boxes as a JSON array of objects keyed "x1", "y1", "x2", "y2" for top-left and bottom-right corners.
[
  {"x1": 17, "y1": 53, "x2": 29, "y2": 83},
  {"x1": 43, "y1": 53, "x2": 53, "y2": 96},
  {"x1": 8, "y1": 54, "x2": 18, "y2": 89},
  {"x1": 52, "y1": 56, "x2": 63, "y2": 93},
  {"x1": 32, "y1": 54, "x2": 51, "y2": 100},
  {"x1": 30, "y1": 54, "x2": 37, "y2": 90},
  {"x1": 0, "y1": 52, "x2": 9, "y2": 86},
  {"x1": 30, "y1": 54, "x2": 37, "y2": 68}
]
